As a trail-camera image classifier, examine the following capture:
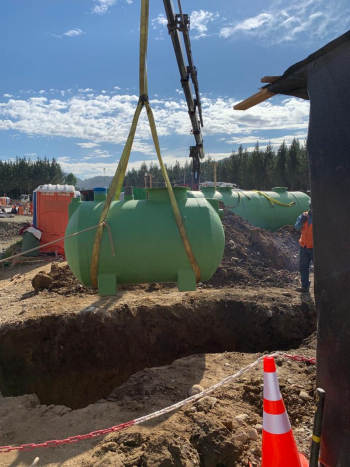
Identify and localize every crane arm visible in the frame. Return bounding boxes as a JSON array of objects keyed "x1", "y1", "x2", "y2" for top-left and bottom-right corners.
[{"x1": 163, "y1": 0, "x2": 204, "y2": 189}]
